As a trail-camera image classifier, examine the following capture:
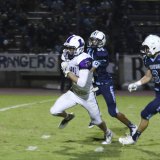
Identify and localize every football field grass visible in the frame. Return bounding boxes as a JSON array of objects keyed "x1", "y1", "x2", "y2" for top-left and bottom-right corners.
[{"x1": 0, "y1": 90, "x2": 159, "y2": 160}]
